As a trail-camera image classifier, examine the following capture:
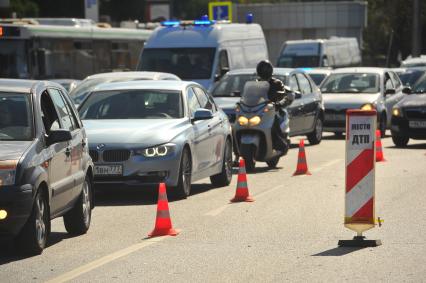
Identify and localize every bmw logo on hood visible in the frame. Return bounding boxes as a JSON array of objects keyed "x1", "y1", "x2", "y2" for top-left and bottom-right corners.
[{"x1": 96, "y1": 143, "x2": 106, "y2": 150}]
